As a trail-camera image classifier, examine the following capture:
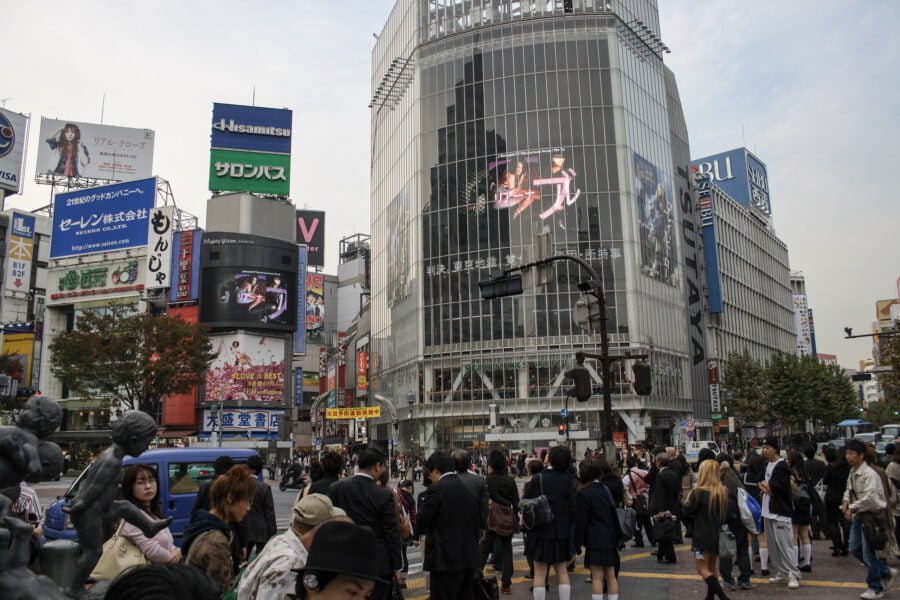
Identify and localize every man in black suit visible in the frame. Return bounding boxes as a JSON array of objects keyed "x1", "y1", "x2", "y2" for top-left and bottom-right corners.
[
  {"x1": 649, "y1": 453, "x2": 681, "y2": 564},
  {"x1": 328, "y1": 447, "x2": 402, "y2": 585},
  {"x1": 418, "y1": 451, "x2": 481, "y2": 600},
  {"x1": 452, "y1": 449, "x2": 488, "y2": 531},
  {"x1": 241, "y1": 454, "x2": 277, "y2": 557}
]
